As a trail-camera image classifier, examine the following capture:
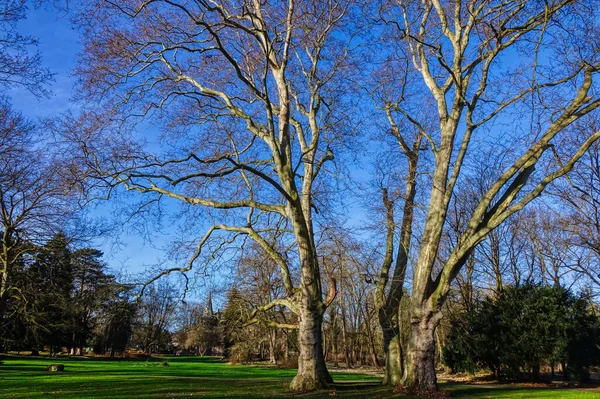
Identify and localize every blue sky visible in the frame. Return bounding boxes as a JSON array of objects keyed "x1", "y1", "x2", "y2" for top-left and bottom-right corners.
[
  {"x1": 11, "y1": 7, "x2": 75, "y2": 117},
  {"x1": 12, "y1": 6, "x2": 174, "y2": 283},
  {"x1": 10, "y1": 5, "x2": 369, "y2": 305}
]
